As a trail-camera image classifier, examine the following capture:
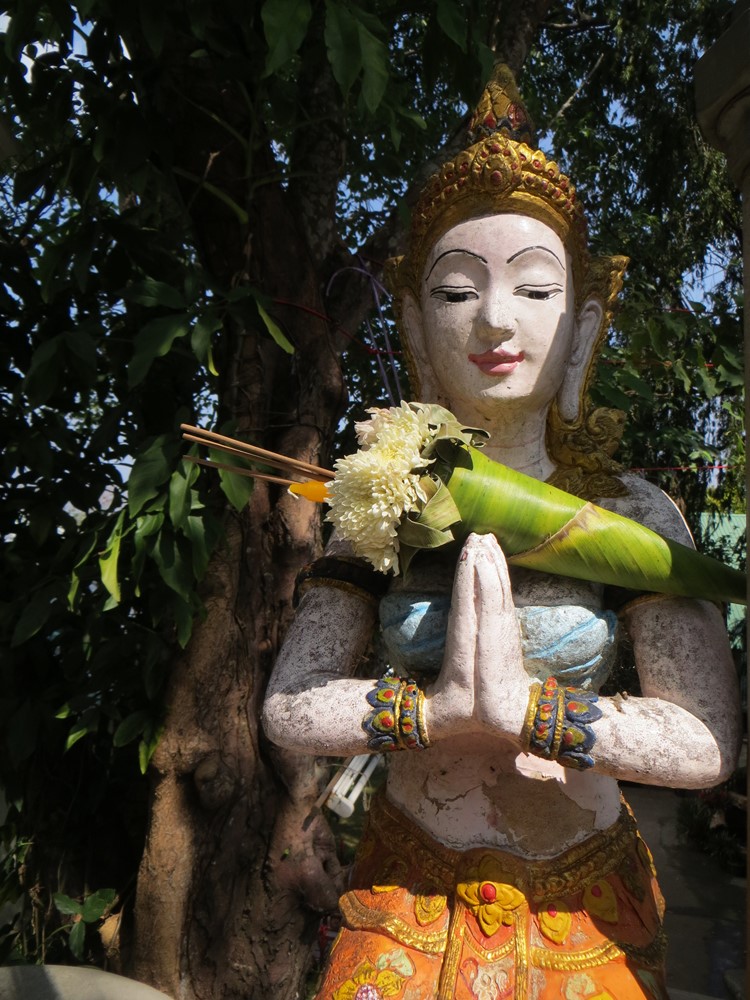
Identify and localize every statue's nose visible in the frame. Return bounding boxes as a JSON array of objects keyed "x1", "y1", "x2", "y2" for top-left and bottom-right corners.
[{"x1": 477, "y1": 291, "x2": 517, "y2": 343}]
